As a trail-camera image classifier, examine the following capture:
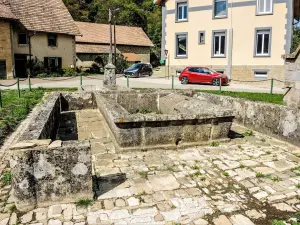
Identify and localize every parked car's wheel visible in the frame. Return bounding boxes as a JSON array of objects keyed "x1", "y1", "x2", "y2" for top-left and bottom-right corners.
[
  {"x1": 212, "y1": 78, "x2": 220, "y2": 86},
  {"x1": 181, "y1": 77, "x2": 189, "y2": 84}
]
